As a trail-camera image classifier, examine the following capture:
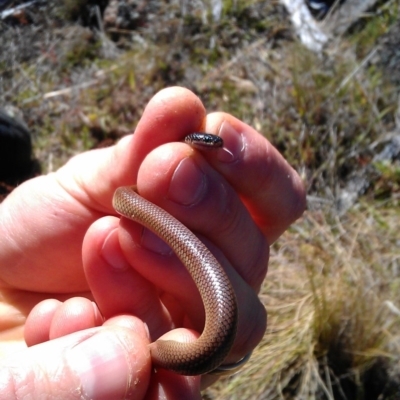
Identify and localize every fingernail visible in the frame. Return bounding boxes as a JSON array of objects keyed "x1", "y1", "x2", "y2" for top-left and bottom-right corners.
[
  {"x1": 217, "y1": 121, "x2": 245, "y2": 163},
  {"x1": 101, "y1": 228, "x2": 131, "y2": 270},
  {"x1": 92, "y1": 302, "x2": 104, "y2": 324},
  {"x1": 168, "y1": 157, "x2": 207, "y2": 206},
  {"x1": 68, "y1": 332, "x2": 129, "y2": 399},
  {"x1": 143, "y1": 322, "x2": 150, "y2": 339}
]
